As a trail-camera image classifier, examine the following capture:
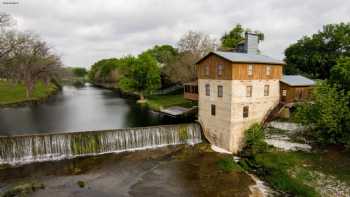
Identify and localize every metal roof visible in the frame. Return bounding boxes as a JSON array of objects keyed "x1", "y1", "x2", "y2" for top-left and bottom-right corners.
[
  {"x1": 199, "y1": 51, "x2": 285, "y2": 65},
  {"x1": 281, "y1": 75, "x2": 316, "y2": 86}
]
